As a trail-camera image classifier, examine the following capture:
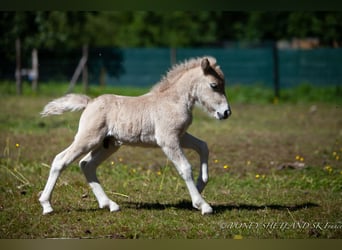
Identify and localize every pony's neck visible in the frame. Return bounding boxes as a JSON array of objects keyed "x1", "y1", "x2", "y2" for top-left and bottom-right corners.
[{"x1": 169, "y1": 68, "x2": 199, "y2": 111}]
